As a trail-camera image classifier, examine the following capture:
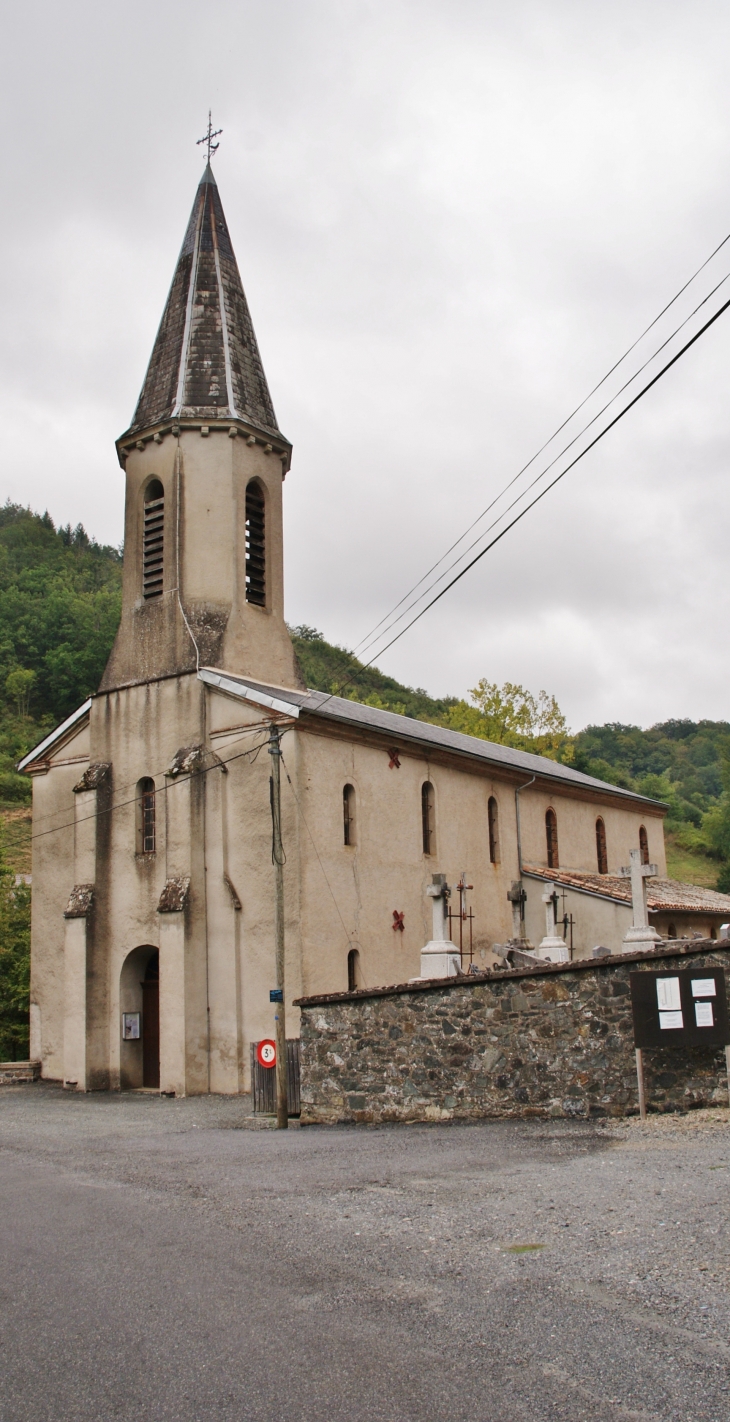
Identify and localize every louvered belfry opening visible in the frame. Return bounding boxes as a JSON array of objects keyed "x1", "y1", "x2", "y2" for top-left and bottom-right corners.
[
  {"x1": 142, "y1": 480, "x2": 164, "y2": 600},
  {"x1": 245, "y1": 480, "x2": 266, "y2": 606}
]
